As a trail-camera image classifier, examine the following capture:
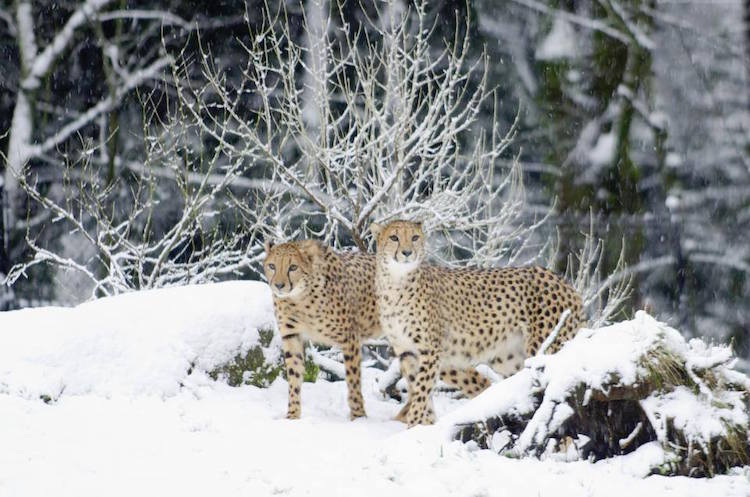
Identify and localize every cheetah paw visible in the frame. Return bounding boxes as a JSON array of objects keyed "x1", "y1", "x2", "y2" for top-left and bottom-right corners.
[{"x1": 349, "y1": 410, "x2": 366, "y2": 420}]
